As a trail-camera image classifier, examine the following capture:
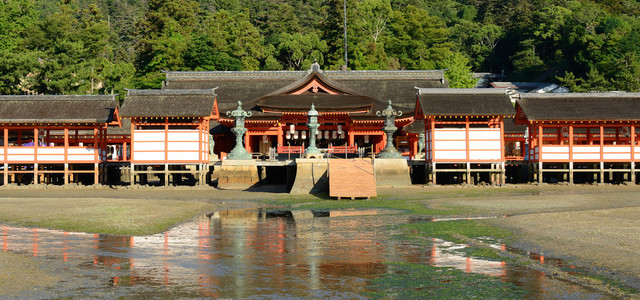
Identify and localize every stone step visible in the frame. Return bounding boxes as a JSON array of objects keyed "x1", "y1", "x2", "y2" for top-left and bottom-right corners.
[{"x1": 329, "y1": 158, "x2": 377, "y2": 199}]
